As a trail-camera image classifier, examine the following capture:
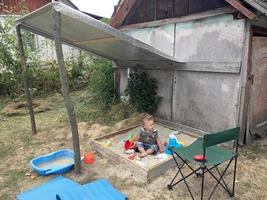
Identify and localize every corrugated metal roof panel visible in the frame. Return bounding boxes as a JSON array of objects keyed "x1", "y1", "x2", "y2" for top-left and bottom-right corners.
[{"x1": 16, "y1": 2, "x2": 184, "y2": 67}]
